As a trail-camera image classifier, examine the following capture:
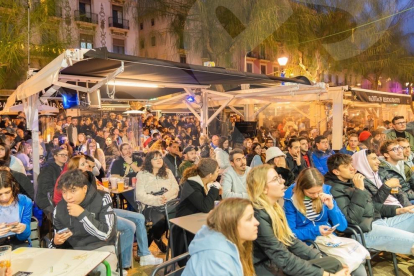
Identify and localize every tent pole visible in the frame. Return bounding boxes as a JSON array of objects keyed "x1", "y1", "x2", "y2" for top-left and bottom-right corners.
[
  {"x1": 201, "y1": 90, "x2": 208, "y2": 135},
  {"x1": 330, "y1": 87, "x2": 344, "y2": 151}
]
